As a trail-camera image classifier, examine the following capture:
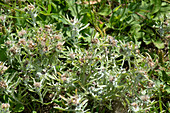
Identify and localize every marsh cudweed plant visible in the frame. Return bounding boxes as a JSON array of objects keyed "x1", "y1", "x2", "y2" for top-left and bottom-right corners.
[
  {"x1": 1, "y1": 1, "x2": 167, "y2": 112},
  {"x1": 2, "y1": 31, "x2": 161, "y2": 112}
]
